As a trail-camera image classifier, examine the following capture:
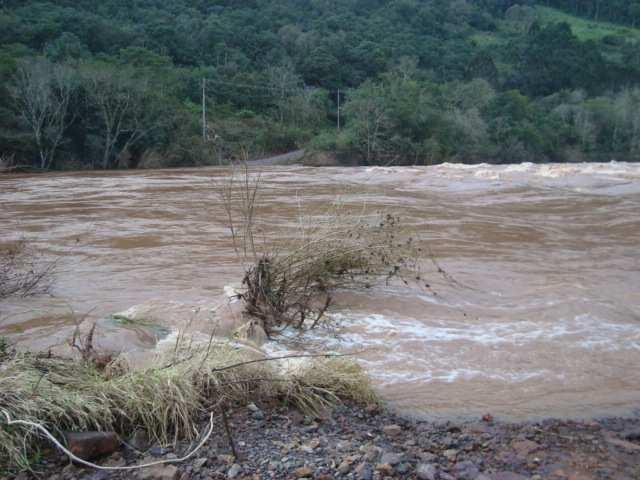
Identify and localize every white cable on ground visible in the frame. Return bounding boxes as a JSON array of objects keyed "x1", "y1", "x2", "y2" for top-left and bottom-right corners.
[{"x1": 0, "y1": 409, "x2": 216, "y2": 471}]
